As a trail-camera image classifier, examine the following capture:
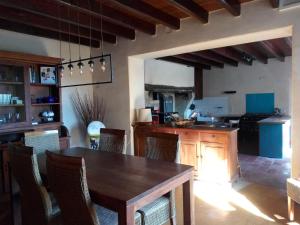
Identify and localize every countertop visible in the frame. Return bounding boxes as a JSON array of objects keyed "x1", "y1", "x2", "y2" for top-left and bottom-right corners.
[
  {"x1": 258, "y1": 116, "x2": 291, "y2": 125},
  {"x1": 148, "y1": 124, "x2": 239, "y2": 133}
]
